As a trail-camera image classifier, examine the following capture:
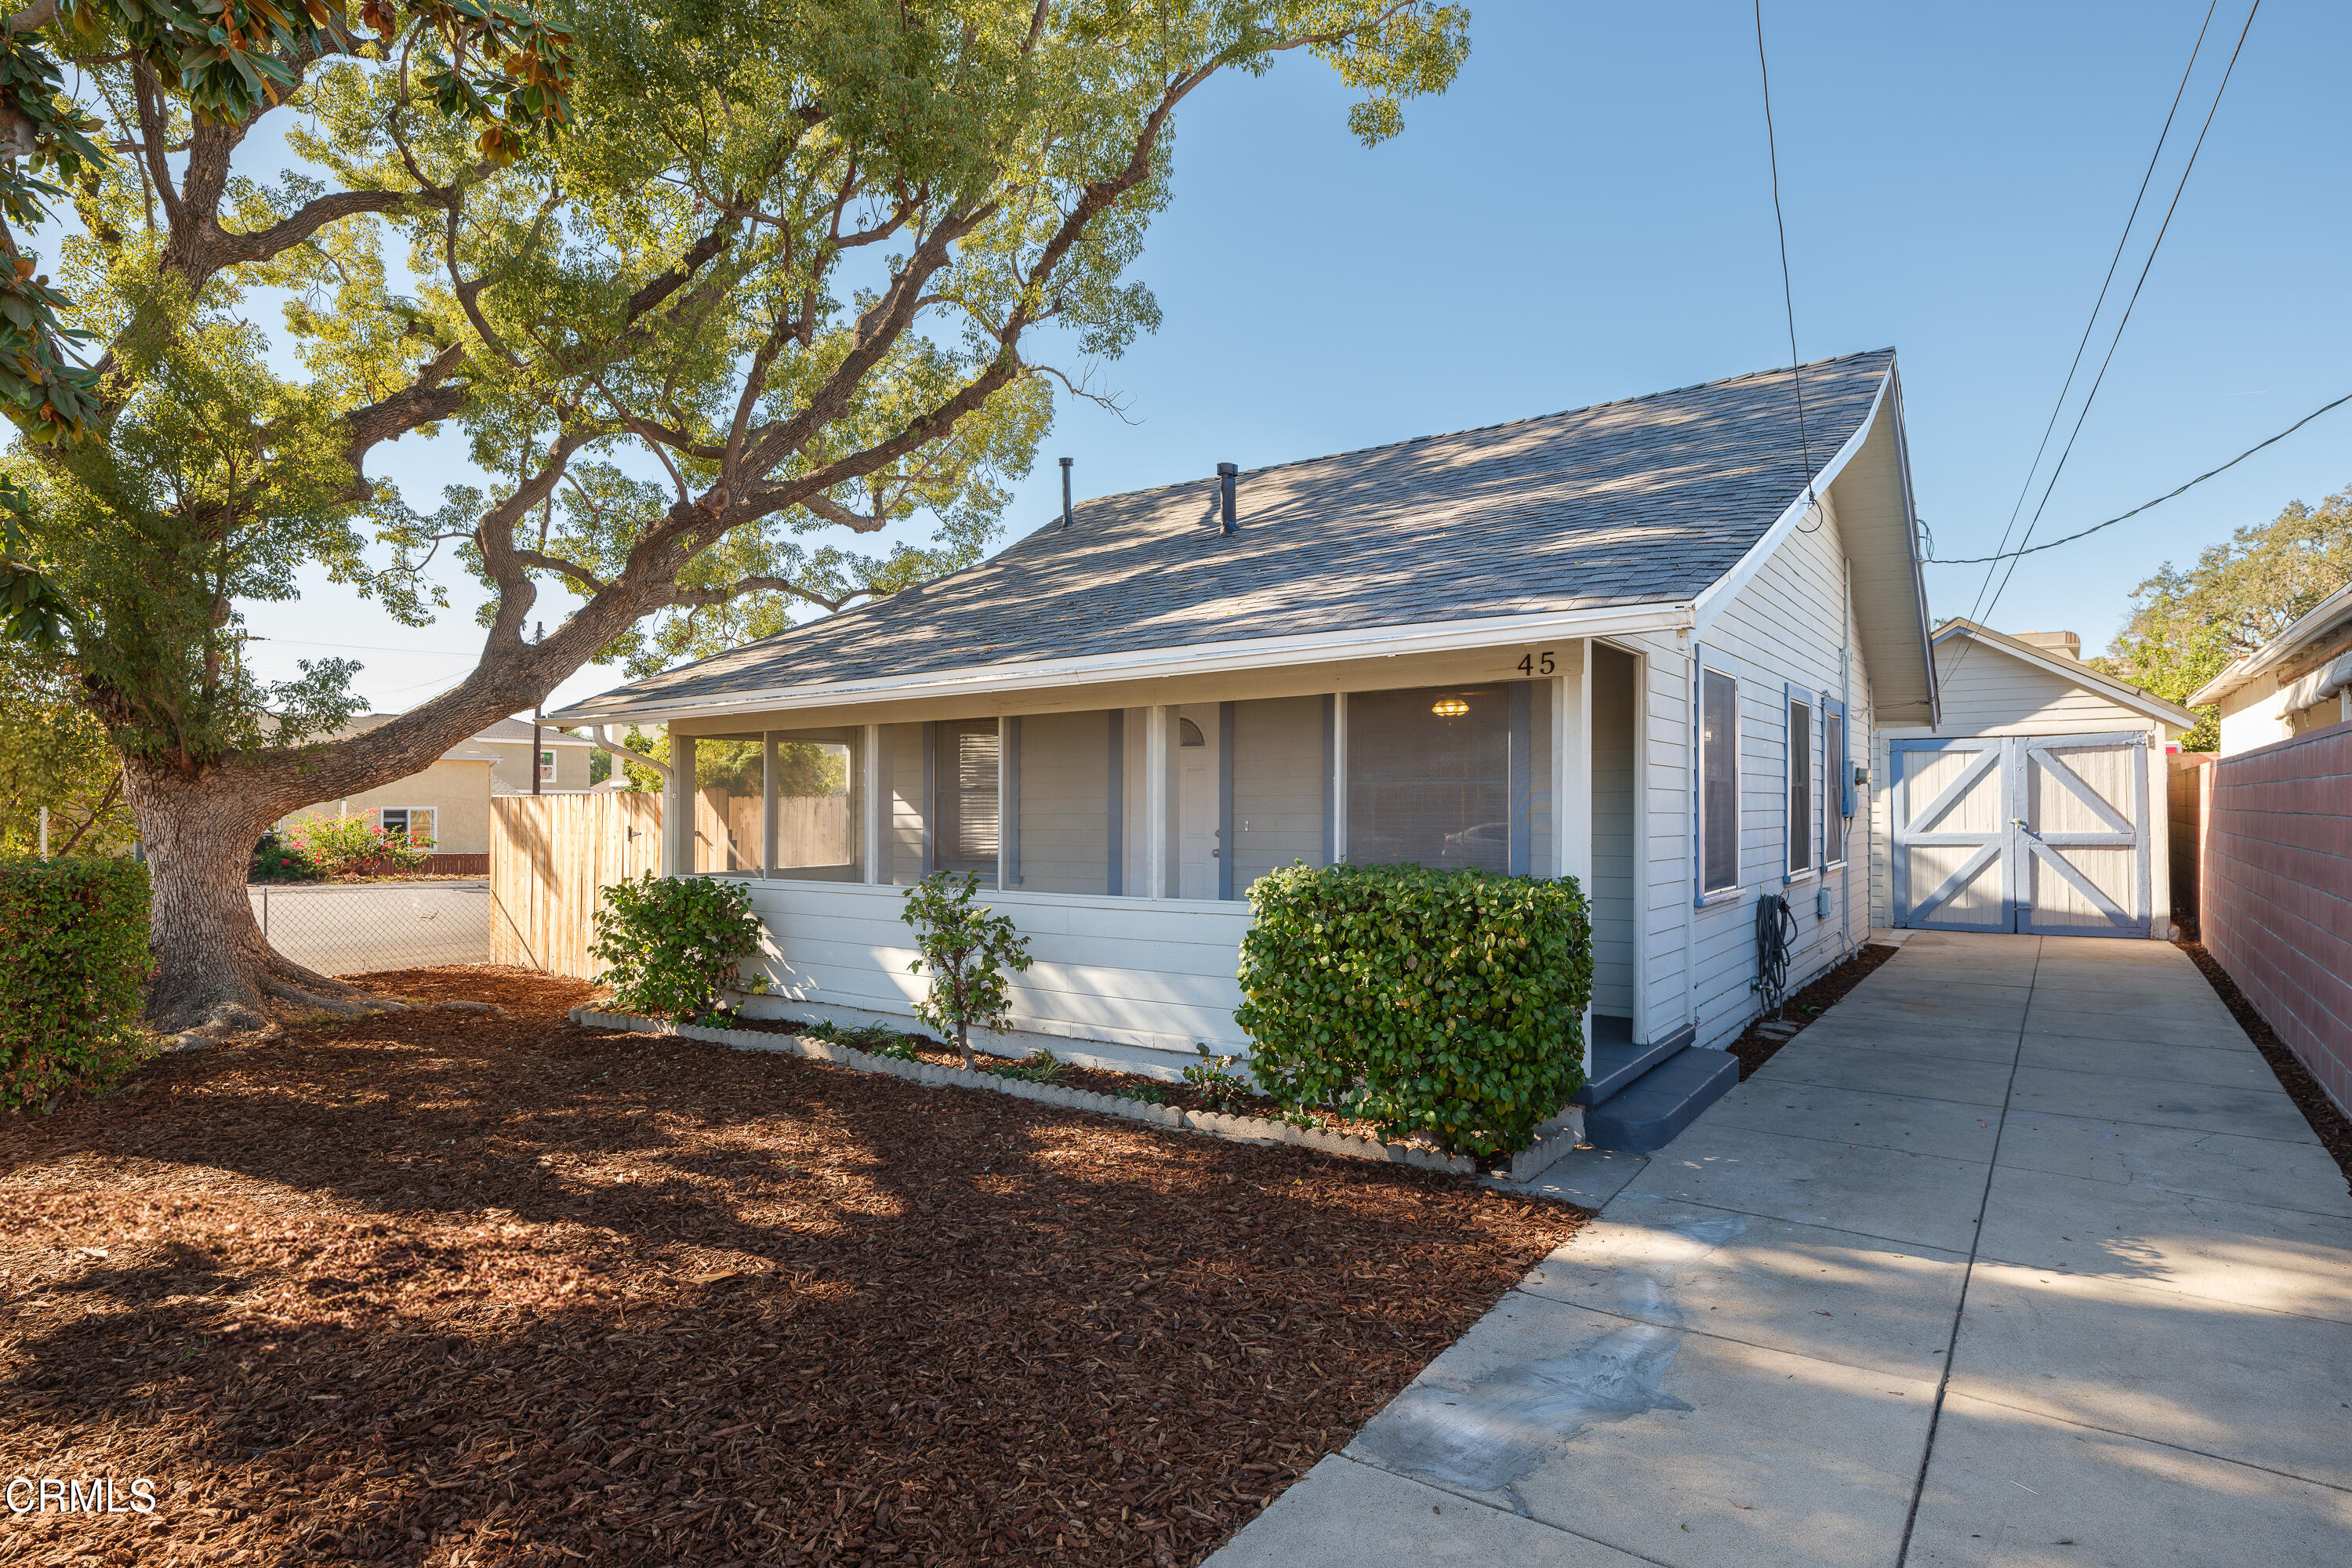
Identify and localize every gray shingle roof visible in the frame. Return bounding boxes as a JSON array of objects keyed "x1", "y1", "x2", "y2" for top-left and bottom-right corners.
[{"x1": 557, "y1": 349, "x2": 1895, "y2": 720}]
